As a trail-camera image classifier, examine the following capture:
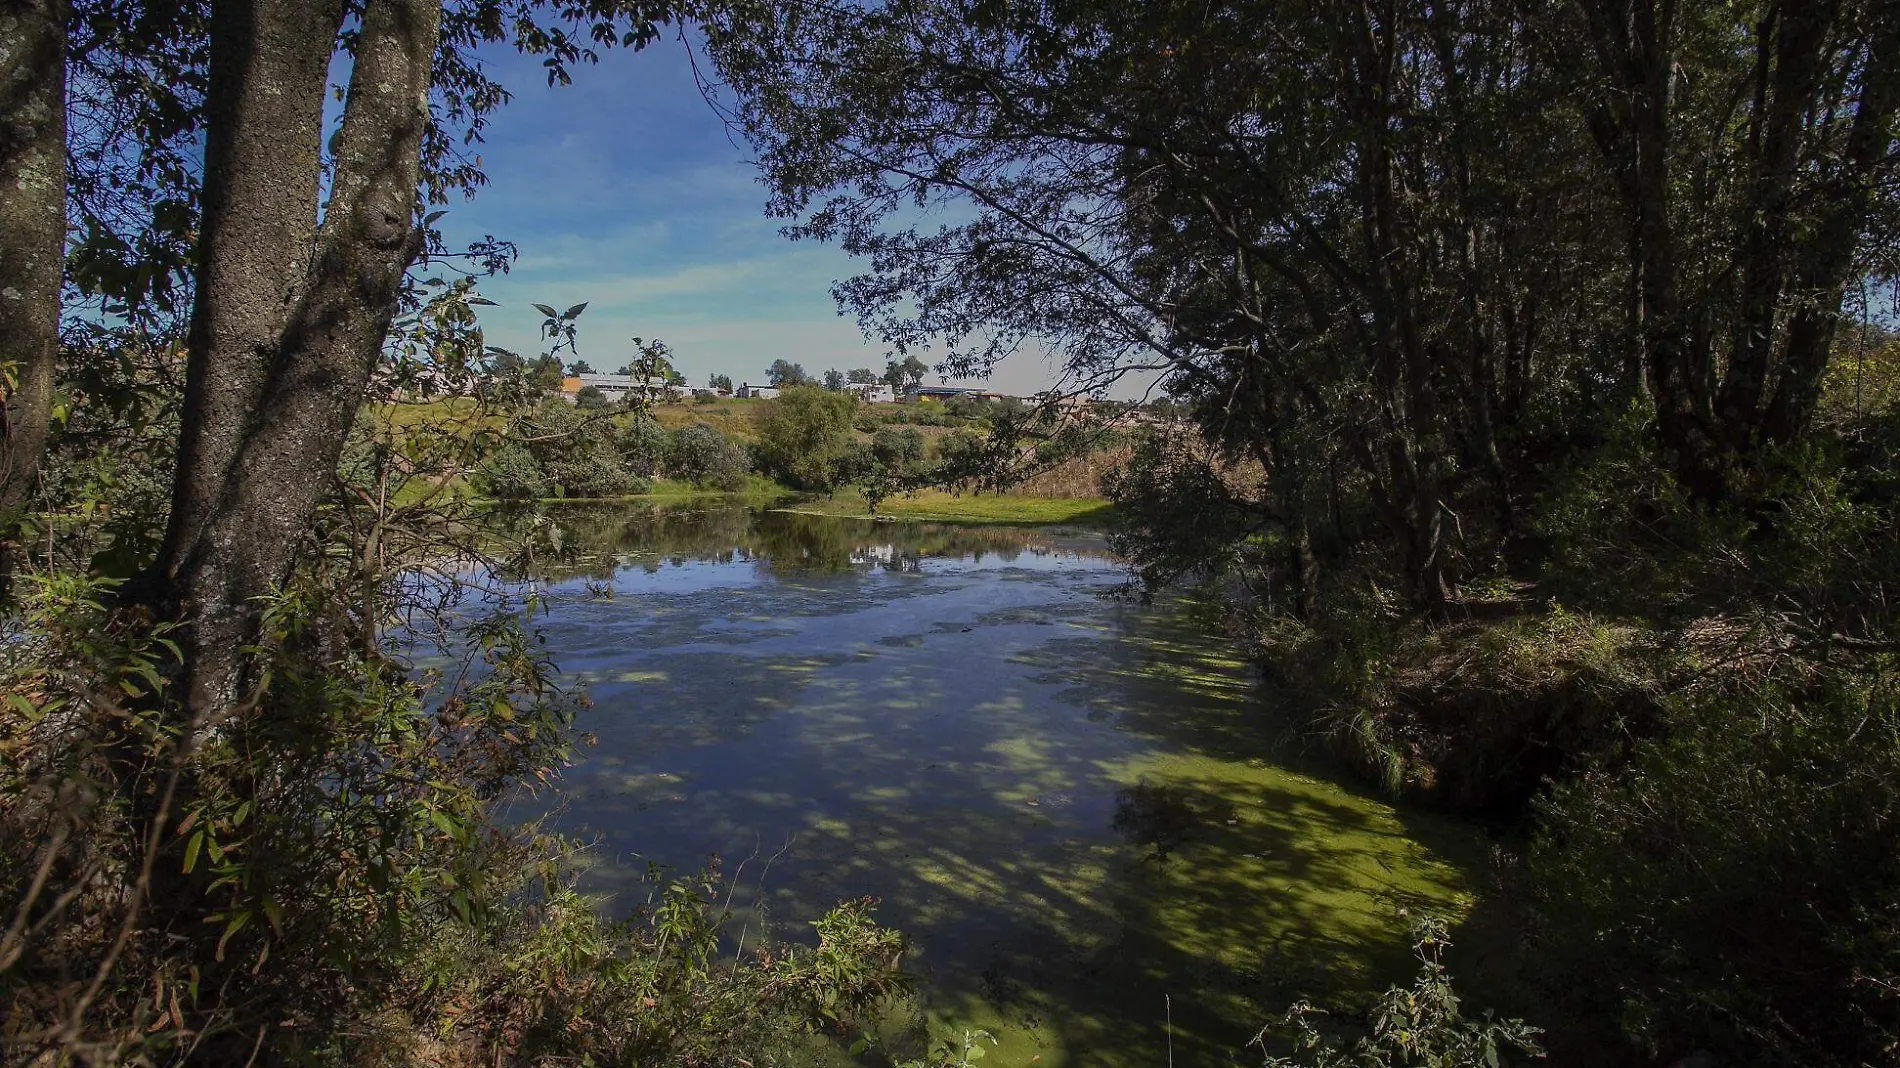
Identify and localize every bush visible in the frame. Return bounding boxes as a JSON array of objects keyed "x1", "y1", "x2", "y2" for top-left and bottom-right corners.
[
  {"x1": 544, "y1": 458, "x2": 646, "y2": 498},
  {"x1": 1528, "y1": 665, "x2": 1900, "y2": 1067},
  {"x1": 754, "y1": 385, "x2": 857, "y2": 491},
  {"x1": 667, "y1": 423, "x2": 750, "y2": 490},
  {"x1": 1254, "y1": 917, "x2": 1542, "y2": 1068},
  {"x1": 575, "y1": 385, "x2": 611, "y2": 410},
  {"x1": 476, "y1": 440, "x2": 552, "y2": 500},
  {"x1": 1262, "y1": 608, "x2": 1667, "y2": 812},
  {"x1": 872, "y1": 424, "x2": 925, "y2": 472},
  {"x1": 518, "y1": 399, "x2": 640, "y2": 498},
  {"x1": 616, "y1": 416, "x2": 671, "y2": 478},
  {"x1": 0, "y1": 572, "x2": 908, "y2": 1066}
]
